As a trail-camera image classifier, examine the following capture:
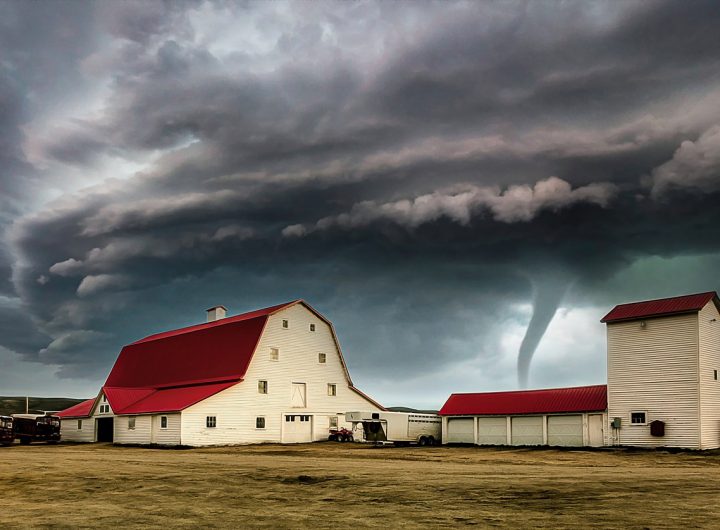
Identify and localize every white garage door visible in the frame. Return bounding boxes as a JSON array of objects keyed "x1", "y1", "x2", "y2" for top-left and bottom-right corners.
[
  {"x1": 511, "y1": 416, "x2": 543, "y2": 445},
  {"x1": 283, "y1": 414, "x2": 312, "y2": 443},
  {"x1": 447, "y1": 418, "x2": 474, "y2": 444},
  {"x1": 547, "y1": 415, "x2": 583, "y2": 446},
  {"x1": 477, "y1": 417, "x2": 508, "y2": 445}
]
